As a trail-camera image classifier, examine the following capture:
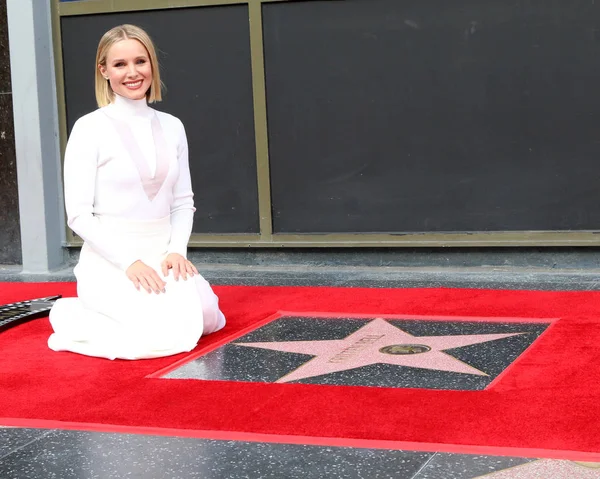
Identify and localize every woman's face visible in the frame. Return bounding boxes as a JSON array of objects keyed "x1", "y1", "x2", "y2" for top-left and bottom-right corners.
[{"x1": 99, "y1": 38, "x2": 152, "y2": 101}]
